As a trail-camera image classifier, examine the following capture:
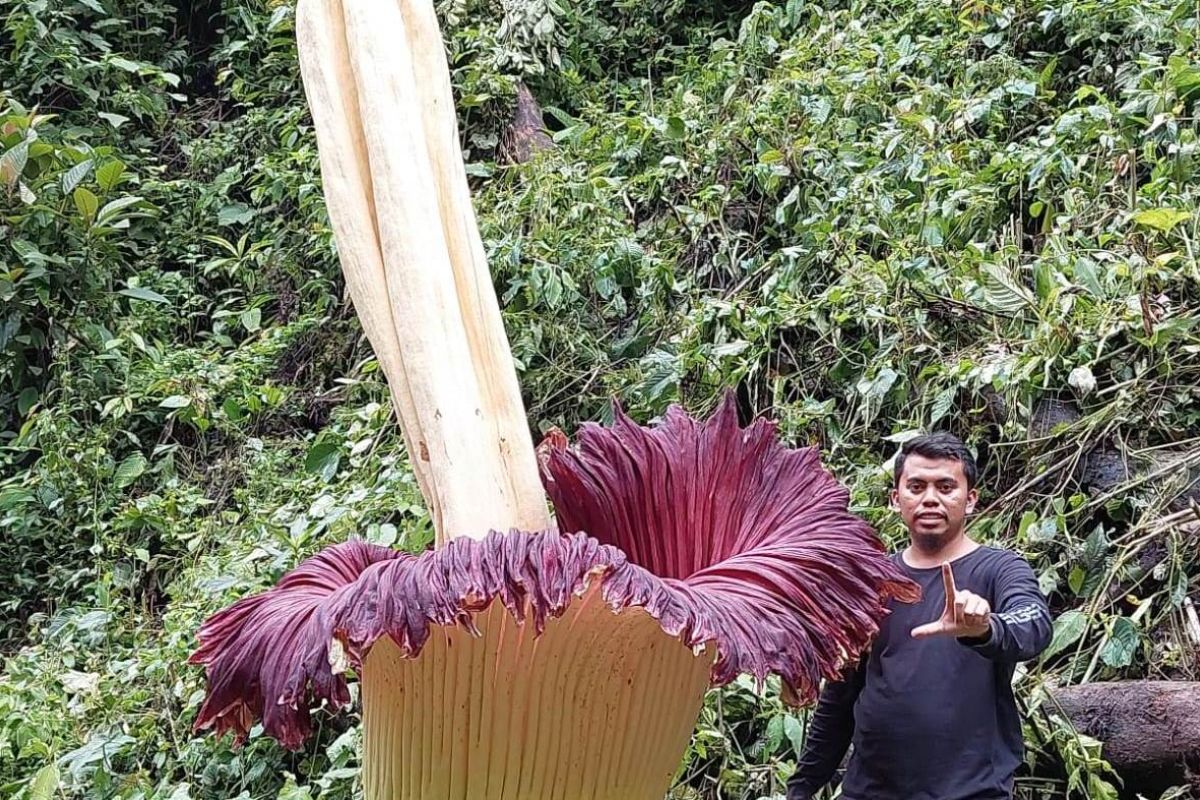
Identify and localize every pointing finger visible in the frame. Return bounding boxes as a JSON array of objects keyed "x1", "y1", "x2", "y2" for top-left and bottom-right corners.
[
  {"x1": 941, "y1": 562, "x2": 957, "y2": 614},
  {"x1": 911, "y1": 621, "x2": 947, "y2": 639}
]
